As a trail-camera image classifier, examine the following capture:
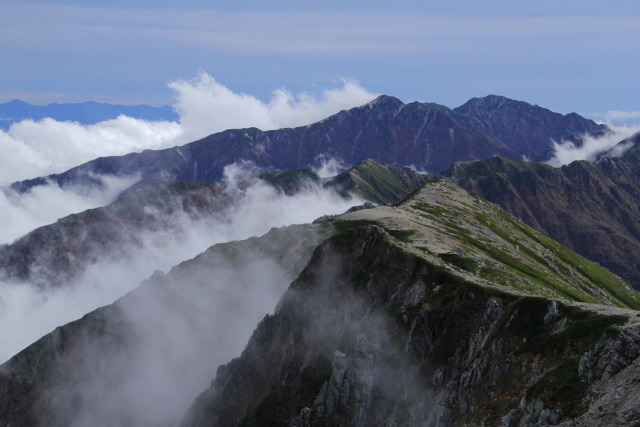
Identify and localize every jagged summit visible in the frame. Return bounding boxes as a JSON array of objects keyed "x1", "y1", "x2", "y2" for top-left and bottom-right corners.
[
  {"x1": 10, "y1": 94, "x2": 603, "y2": 196},
  {"x1": 454, "y1": 94, "x2": 513, "y2": 111},
  {"x1": 365, "y1": 94, "x2": 404, "y2": 108}
]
